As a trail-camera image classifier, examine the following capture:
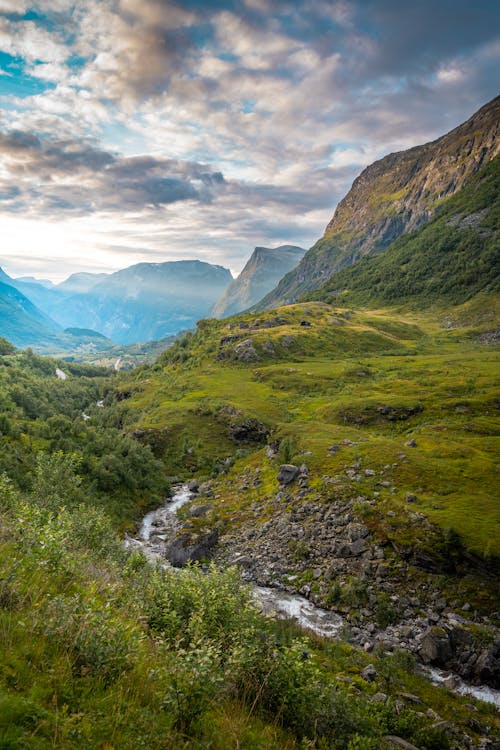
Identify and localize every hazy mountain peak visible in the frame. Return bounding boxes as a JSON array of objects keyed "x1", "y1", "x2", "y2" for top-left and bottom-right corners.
[{"x1": 211, "y1": 245, "x2": 305, "y2": 318}]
